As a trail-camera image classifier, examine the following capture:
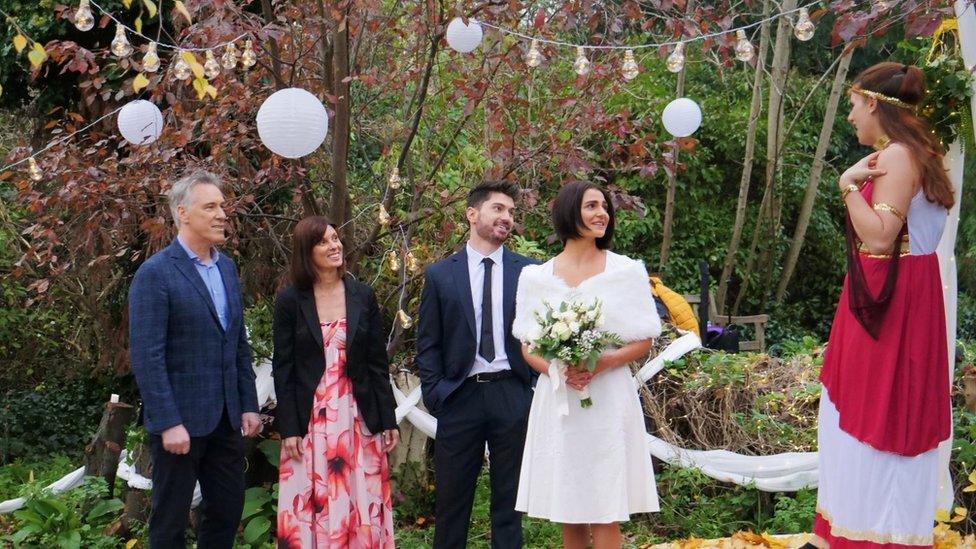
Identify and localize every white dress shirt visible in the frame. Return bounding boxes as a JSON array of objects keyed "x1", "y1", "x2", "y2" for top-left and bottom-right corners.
[{"x1": 466, "y1": 242, "x2": 510, "y2": 376}]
